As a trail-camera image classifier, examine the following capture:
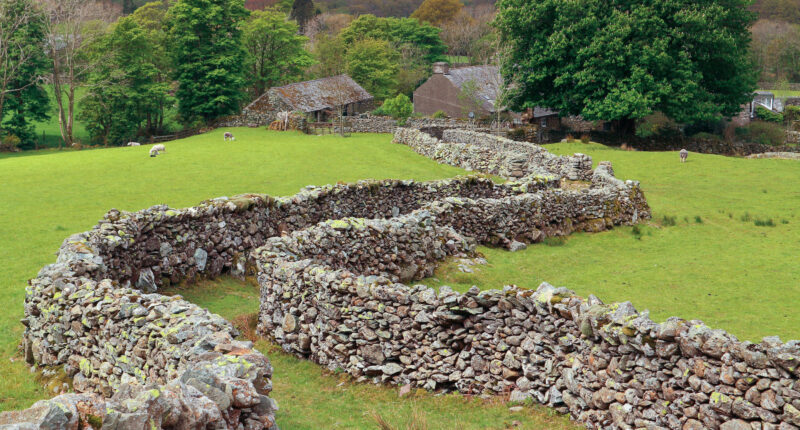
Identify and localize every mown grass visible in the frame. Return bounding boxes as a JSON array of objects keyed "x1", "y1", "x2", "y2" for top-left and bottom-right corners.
[
  {"x1": 0, "y1": 129, "x2": 467, "y2": 411},
  {"x1": 165, "y1": 277, "x2": 579, "y2": 430},
  {"x1": 760, "y1": 89, "x2": 800, "y2": 98},
  {"x1": 425, "y1": 142, "x2": 800, "y2": 343}
]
